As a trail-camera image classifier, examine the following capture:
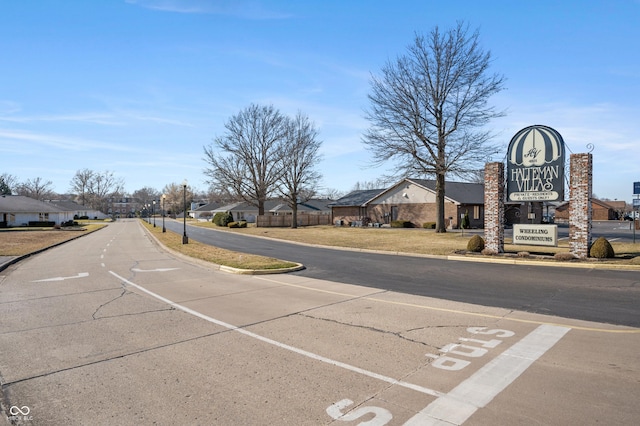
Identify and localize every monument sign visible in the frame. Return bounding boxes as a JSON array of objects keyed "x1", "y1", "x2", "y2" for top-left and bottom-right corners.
[{"x1": 507, "y1": 125, "x2": 565, "y2": 202}]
